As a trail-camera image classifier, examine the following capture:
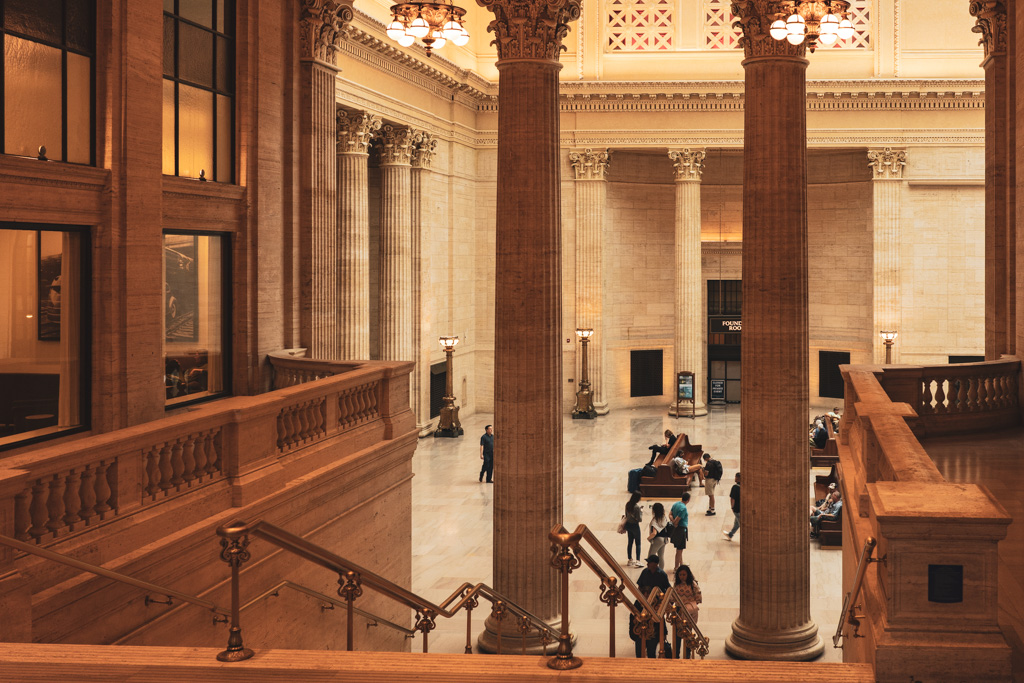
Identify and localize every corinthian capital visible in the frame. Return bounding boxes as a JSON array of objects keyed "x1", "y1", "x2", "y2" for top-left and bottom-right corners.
[
  {"x1": 730, "y1": 0, "x2": 806, "y2": 60},
  {"x1": 867, "y1": 148, "x2": 907, "y2": 180},
  {"x1": 668, "y1": 149, "x2": 706, "y2": 181},
  {"x1": 337, "y1": 110, "x2": 382, "y2": 154},
  {"x1": 970, "y1": 1, "x2": 1007, "y2": 58},
  {"x1": 568, "y1": 149, "x2": 611, "y2": 180},
  {"x1": 299, "y1": 0, "x2": 354, "y2": 65},
  {"x1": 476, "y1": 0, "x2": 582, "y2": 62},
  {"x1": 411, "y1": 132, "x2": 438, "y2": 169},
  {"x1": 375, "y1": 125, "x2": 415, "y2": 166}
]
